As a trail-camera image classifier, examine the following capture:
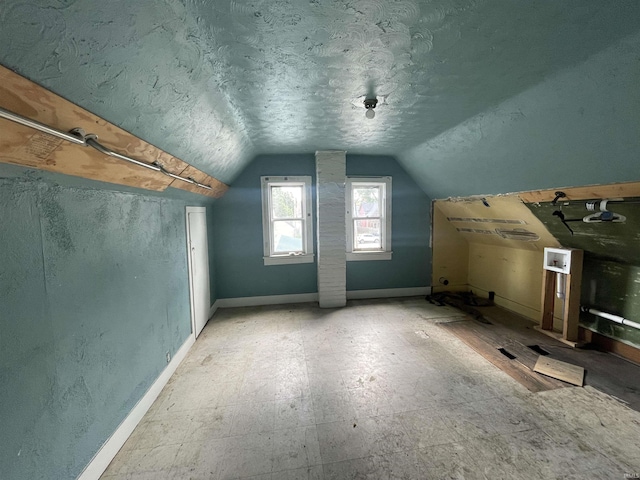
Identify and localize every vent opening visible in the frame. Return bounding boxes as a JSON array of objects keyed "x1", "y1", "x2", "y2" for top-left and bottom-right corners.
[
  {"x1": 495, "y1": 228, "x2": 540, "y2": 241},
  {"x1": 498, "y1": 348, "x2": 516, "y2": 360},
  {"x1": 527, "y1": 345, "x2": 549, "y2": 356}
]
